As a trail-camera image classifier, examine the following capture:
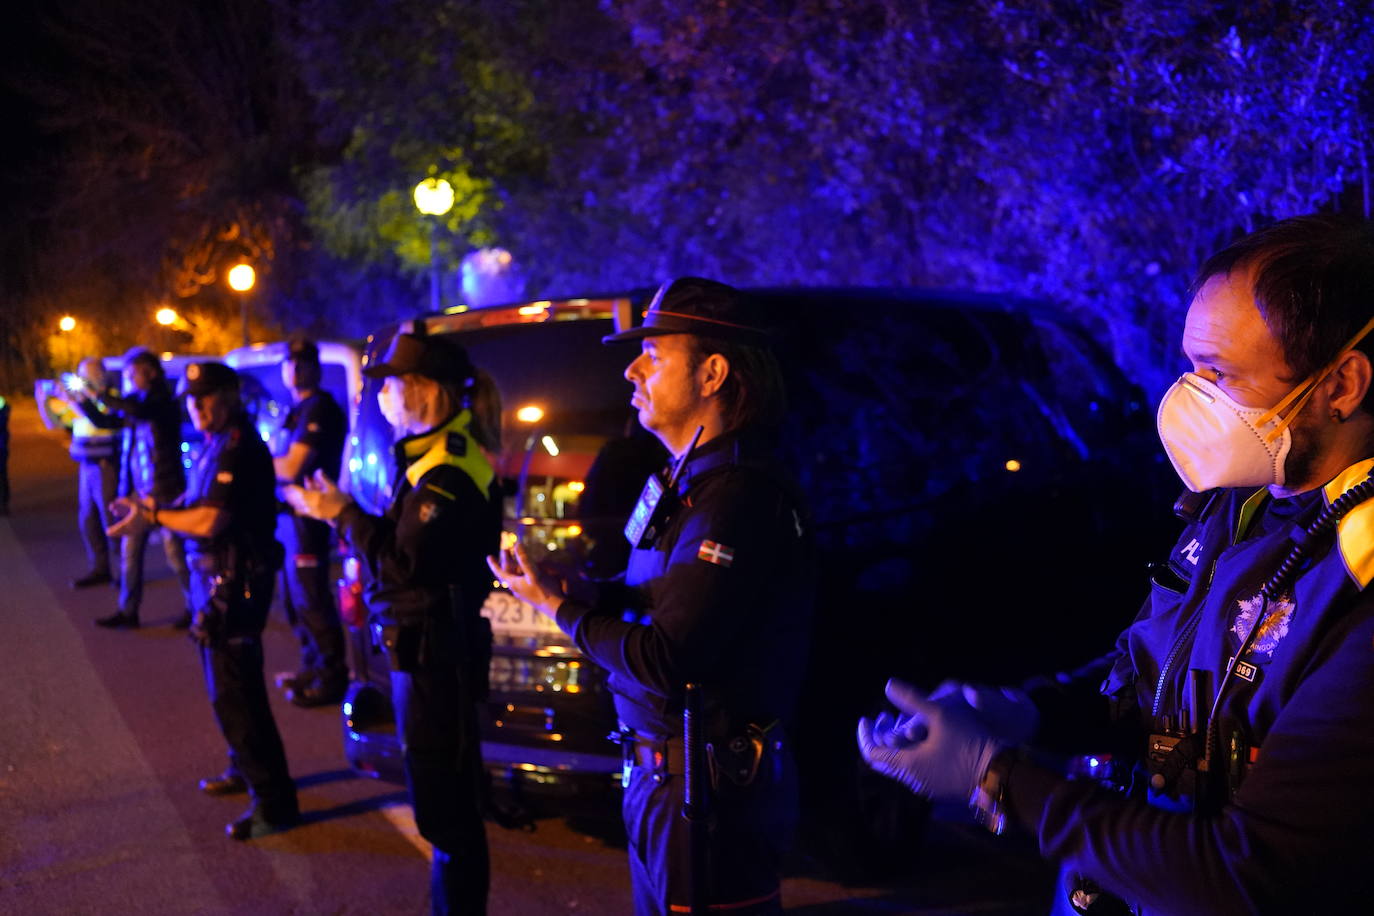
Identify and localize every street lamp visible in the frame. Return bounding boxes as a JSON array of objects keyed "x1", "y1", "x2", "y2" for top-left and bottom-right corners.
[
  {"x1": 155, "y1": 307, "x2": 178, "y2": 327},
  {"x1": 227, "y1": 263, "x2": 256, "y2": 347},
  {"x1": 57, "y1": 315, "x2": 76, "y2": 369},
  {"x1": 413, "y1": 177, "x2": 455, "y2": 312}
]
